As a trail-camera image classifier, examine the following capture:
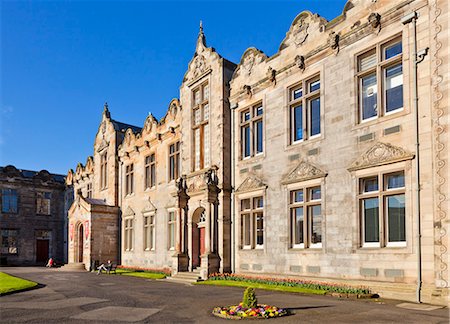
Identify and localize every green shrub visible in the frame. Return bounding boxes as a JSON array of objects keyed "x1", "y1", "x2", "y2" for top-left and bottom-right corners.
[{"x1": 242, "y1": 287, "x2": 258, "y2": 308}]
